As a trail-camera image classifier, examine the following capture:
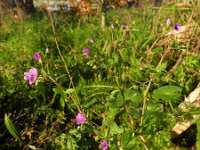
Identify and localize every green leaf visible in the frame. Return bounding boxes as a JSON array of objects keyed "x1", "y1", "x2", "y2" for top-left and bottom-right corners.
[
  {"x1": 4, "y1": 114, "x2": 23, "y2": 145},
  {"x1": 41, "y1": 69, "x2": 47, "y2": 77},
  {"x1": 152, "y1": 86, "x2": 182, "y2": 101},
  {"x1": 110, "y1": 89, "x2": 120, "y2": 99},
  {"x1": 152, "y1": 47, "x2": 164, "y2": 53},
  {"x1": 124, "y1": 89, "x2": 143, "y2": 108},
  {"x1": 156, "y1": 62, "x2": 167, "y2": 73},
  {"x1": 53, "y1": 87, "x2": 66, "y2": 111},
  {"x1": 121, "y1": 132, "x2": 131, "y2": 146},
  {"x1": 53, "y1": 87, "x2": 65, "y2": 95},
  {"x1": 104, "y1": 108, "x2": 118, "y2": 126},
  {"x1": 109, "y1": 122, "x2": 123, "y2": 135},
  {"x1": 65, "y1": 88, "x2": 75, "y2": 95},
  {"x1": 59, "y1": 96, "x2": 65, "y2": 111}
]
